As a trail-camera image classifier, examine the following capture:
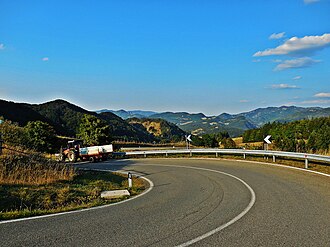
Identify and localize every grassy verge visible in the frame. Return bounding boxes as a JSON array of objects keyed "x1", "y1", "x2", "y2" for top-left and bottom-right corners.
[
  {"x1": 0, "y1": 151, "x2": 75, "y2": 185},
  {"x1": 0, "y1": 170, "x2": 147, "y2": 221}
]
